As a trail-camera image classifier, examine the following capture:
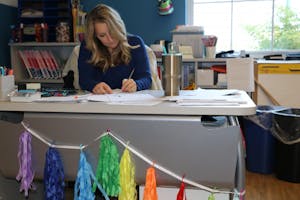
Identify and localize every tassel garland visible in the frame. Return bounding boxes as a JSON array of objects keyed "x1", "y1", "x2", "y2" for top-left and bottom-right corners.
[
  {"x1": 16, "y1": 126, "x2": 237, "y2": 198},
  {"x1": 119, "y1": 148, "x2": 136, "y2": 200},
  {"x1": 143, "y1": 166, "x2": 158, "y2": 200},
  {"x1": 16, "y1": 130, "x2": 36, "y2": 197},
  {"x1": 74, "y1": 148, "x2": 109, "y2": 200},
  {"x1": 93, "y1": 135, "x2": 120, "y2": 196},
  {"x1": 44, "y1": 147, "x2": 65, "y2": 200}
]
